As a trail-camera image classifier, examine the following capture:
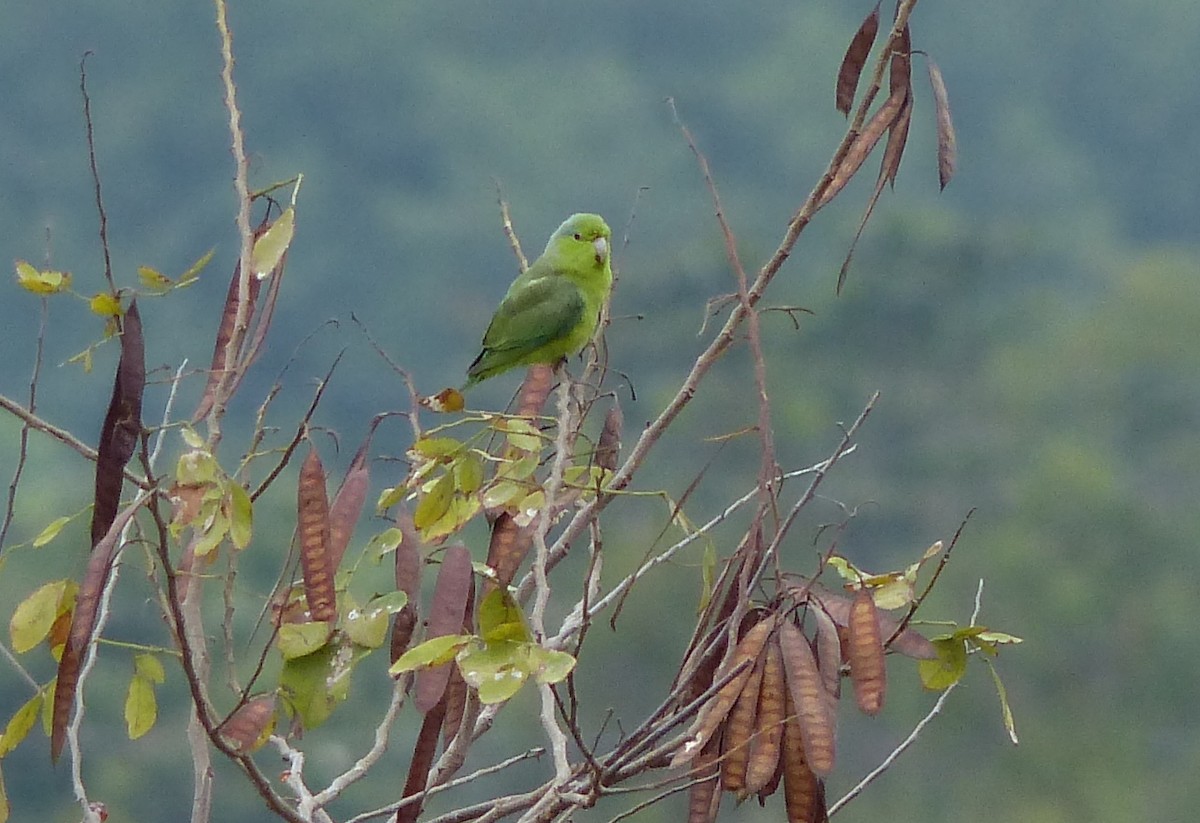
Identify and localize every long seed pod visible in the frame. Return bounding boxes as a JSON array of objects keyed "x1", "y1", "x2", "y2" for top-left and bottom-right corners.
[
  {"x1": 778, "y1": 620, "x2": 835, "y2": 777},
  {"x1": 396, "y1": 695, "x2": 447, "y2": 823},
  {"x1": 90, "y1": 300, "x2": 145, "y2": 548},
  {"x1": 835, "y1": 1, "x2": 881, "y2": 116},
  {"x1": 720, "y1": 641, "x2": 767, "y2": 794},
  {"x1": 687, "y1": 735, "x2": 723, "y2": 823},
  {"x1": 414, "y1": 544, "x2": 473, "y2": 713},
  {"x1": 297, "y1": 448, "x2": 336, "y2": 623},
  {"x1": 848, "y1": 587, "x2": 887, "y2": 715},
  {"x1": 327, "y1": 437, "x2": 371, "y2": 573},
  {"x1": 782, "y1": 691, "x2": 827, "y2": 823},
  {"x1": 744, "y1": 634, "x2": 787, "y2": 797},
  {"x1": 671, "y1": 615, "x2": 776, "y2": 768},
  {"x1": 390, "y1": 505, "x2": 423, "y2": 665}
]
